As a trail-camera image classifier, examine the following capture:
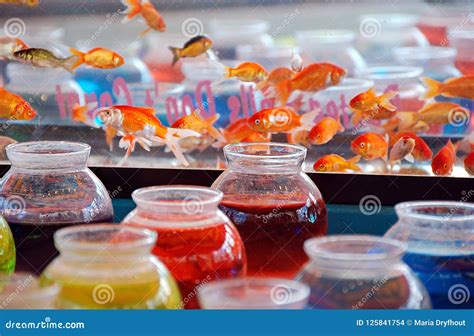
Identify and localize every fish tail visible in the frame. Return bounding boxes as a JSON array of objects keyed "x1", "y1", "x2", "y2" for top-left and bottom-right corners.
[
  {"x1": 62, "y1": 55, "x2": 82, "y2": 73},
  {"x1": 275, "y1": 80, "x2": 292, "y2": 105},
  {"x1": 347, "y1": 155, "x2": 362, "y2": 172},
  {"x1": 120, "y1": 0, "x2": 142, "y2": 21},
  {"x1": 378, "y1": 91, "x2": 398, "y2": 111},
  {"x1": 300, "y1": 108, "x2": 320, "y2": 130},
  {"x1": 422, "y1": 76, "x2": 443, "y2": 99},
  {"x1": 66, "y1": 48, "x2": 85, "y2": 71},
  {"x1": 164, "y1": 128, "x2": 201, "y2": 166},
  {"x1": 72, "y1": 102, "x2": 99, "y2": 128},
  {"x1": 139, "y1": 27, "x2": 152, "y2": 37},
  {"x1": 351, "y1": 110, "x2": 363, "y2": 127},
  {"x1": 205, "y1": 114, "x2": 226, "y2": 142},
  {"x1": 224, "y1": 65, "x2": 234, "y2": 78},
  {"x1": 169, "y1": 46, "x2": 181, "y2": 66}
]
